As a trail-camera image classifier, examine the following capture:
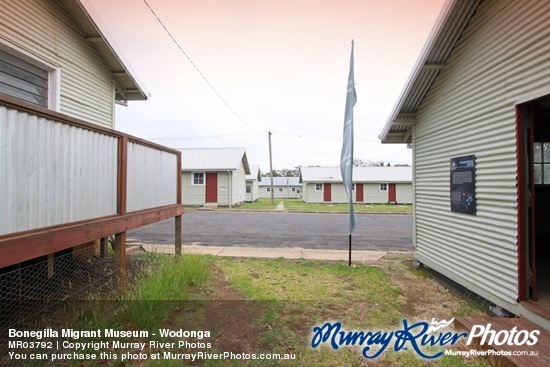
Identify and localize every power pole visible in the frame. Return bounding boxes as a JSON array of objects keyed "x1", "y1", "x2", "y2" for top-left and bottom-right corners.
[{"x1": 268, "y1": 131, "x2": 274, "y2": 205}]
